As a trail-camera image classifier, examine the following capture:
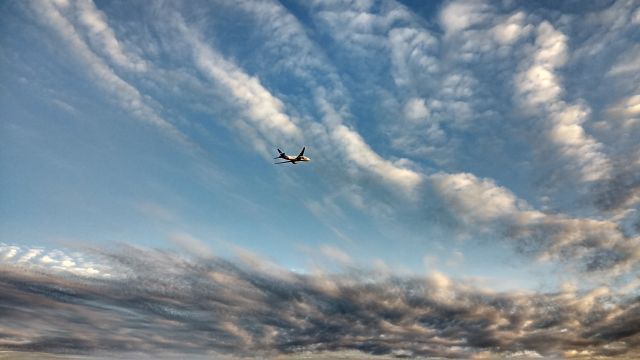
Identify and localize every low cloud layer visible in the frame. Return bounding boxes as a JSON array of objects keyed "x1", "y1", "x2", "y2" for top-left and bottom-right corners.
[{"x1": 1, "y1": 245, "x2": 639, "y2": 358}]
